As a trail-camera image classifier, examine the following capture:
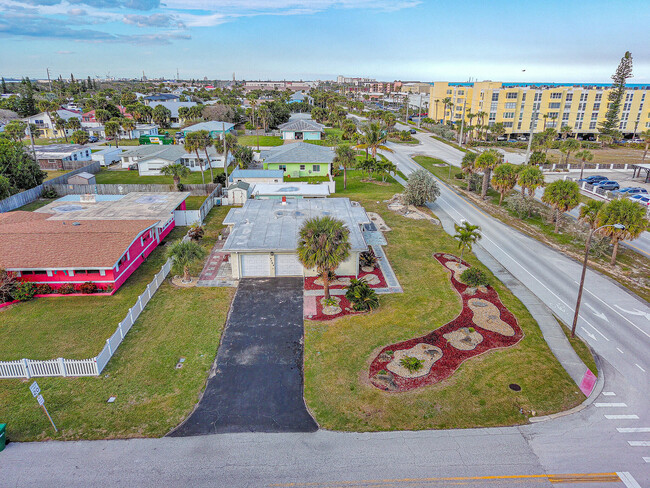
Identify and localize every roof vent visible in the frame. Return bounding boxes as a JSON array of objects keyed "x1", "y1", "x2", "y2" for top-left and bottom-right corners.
[
  {"x1": 281, "y1": 195, "x2": 287, "y2": 205},
  {"x1": 72, "y1": 222, "x2": 81, "y2": 226}
]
